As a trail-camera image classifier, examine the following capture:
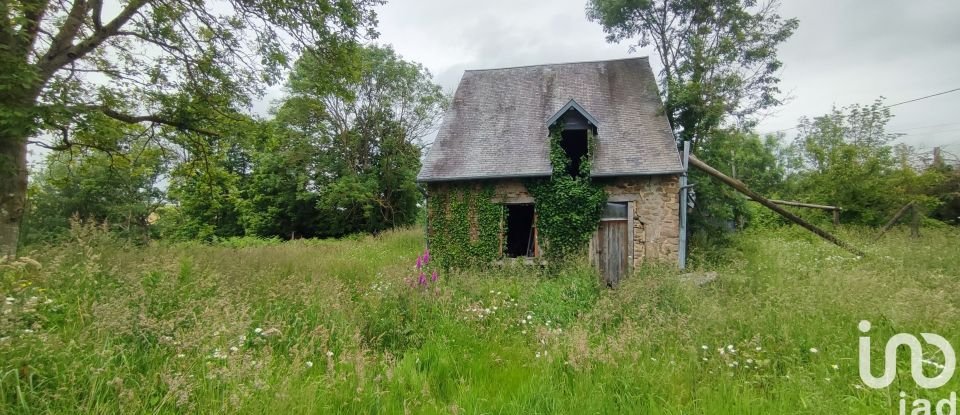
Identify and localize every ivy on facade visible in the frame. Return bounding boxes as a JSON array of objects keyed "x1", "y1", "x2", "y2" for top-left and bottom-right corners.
[
  {"x1": 427, "y1": 184, "x2": 503, "y2": 269},
  {"x1": 427, "y1": 125, "x2": 605, "y2": 267},
  {"x1": 527, "y1": 125, "x2": 606, "y2": 260}
]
